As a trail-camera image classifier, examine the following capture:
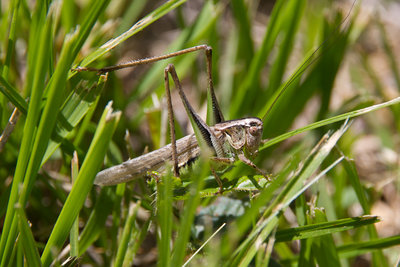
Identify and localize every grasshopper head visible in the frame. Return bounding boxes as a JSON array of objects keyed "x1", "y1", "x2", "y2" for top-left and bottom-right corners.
[
  {"x1": 243, "y1": 117, "x2": 263, "y2": 157},
  {"x1": 214, "y1": 117, "x2": 263, "y2": 158}
]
